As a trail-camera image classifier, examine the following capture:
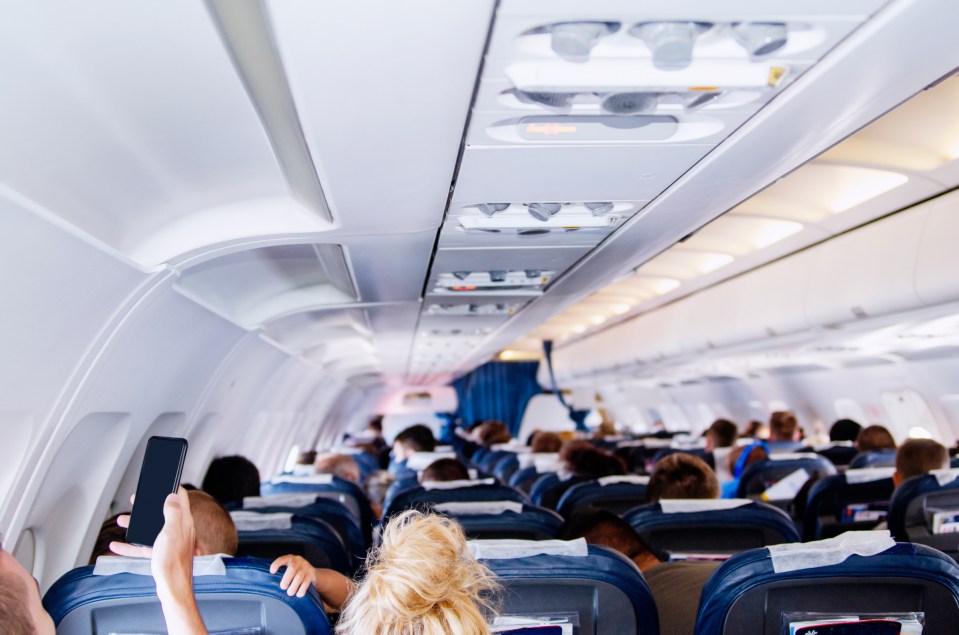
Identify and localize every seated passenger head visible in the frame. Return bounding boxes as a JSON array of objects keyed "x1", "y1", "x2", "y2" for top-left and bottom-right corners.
[
  {"x1": 769, "y1": 411, "x2": 800, "y2": 442},
  {"x1": 296, "y1": 449, "x2": 318, "y2": 466},
  {"x1": 314, "y1": 453, "x2": 361, "y2": 483},
  {"x1": 856, "y1": 424, "x2": 897, "y2": 452},
  {"x1": 201, "y1": 455, "x2": 261, "y2": 505},
  {"x1": 421, "y1": 458, "x2": 470, "y2": 483},
  {"x1": 0, "y1": 543, "x2": 55, "y2": 634},
  {"x1": 336, "y1": 511, "x2": 499, "y2": 635},
  {"x1": 648, "y1": 453, "x2": 720, "y2": 502},
  {"x1": 560, "y1": 509, "x2": 658, "y2": 572},
  {"x1": 368, "y1": 415, "x2": 384, "y2": 435},
  {"x1": 705, "y1": 419, "x2": 738, "y2": 451},
  {"x1": 393, "y1": 424, "x2": 437, "y2": 462},
  {"x1": 188, "y1": 490, "x2": 238, "y2": 556},
  {"x1": 742, "y1": 420, "x2": 768, "y2": 439},
  {"x1": 728, "y1": 442, "x2": 769, "y2": 479},
  {"x1": 894, "y1": 438, "x2": 948, "y2": 486},
  {"x1": 473, "y1": 420, "x2": 512, "y2": 448},
  {"x1": 829, "y1": 418, "x2": 863, "y2": 443},
  {"x1": 530, "y1": 431, "x2": 562, "y2": 454},
  {"x1": 559, "y1": 441, "x2": 626, "y2": 480}
]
